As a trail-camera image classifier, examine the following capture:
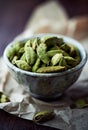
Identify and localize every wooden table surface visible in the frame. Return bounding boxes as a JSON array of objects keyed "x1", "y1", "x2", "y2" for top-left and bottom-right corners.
[
  {"x1": 0, "y1": 0, "x2": 88, "y2": 129},
  {"x1": 0, "y1": 109, "x2": 60, "y2": 130}
]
